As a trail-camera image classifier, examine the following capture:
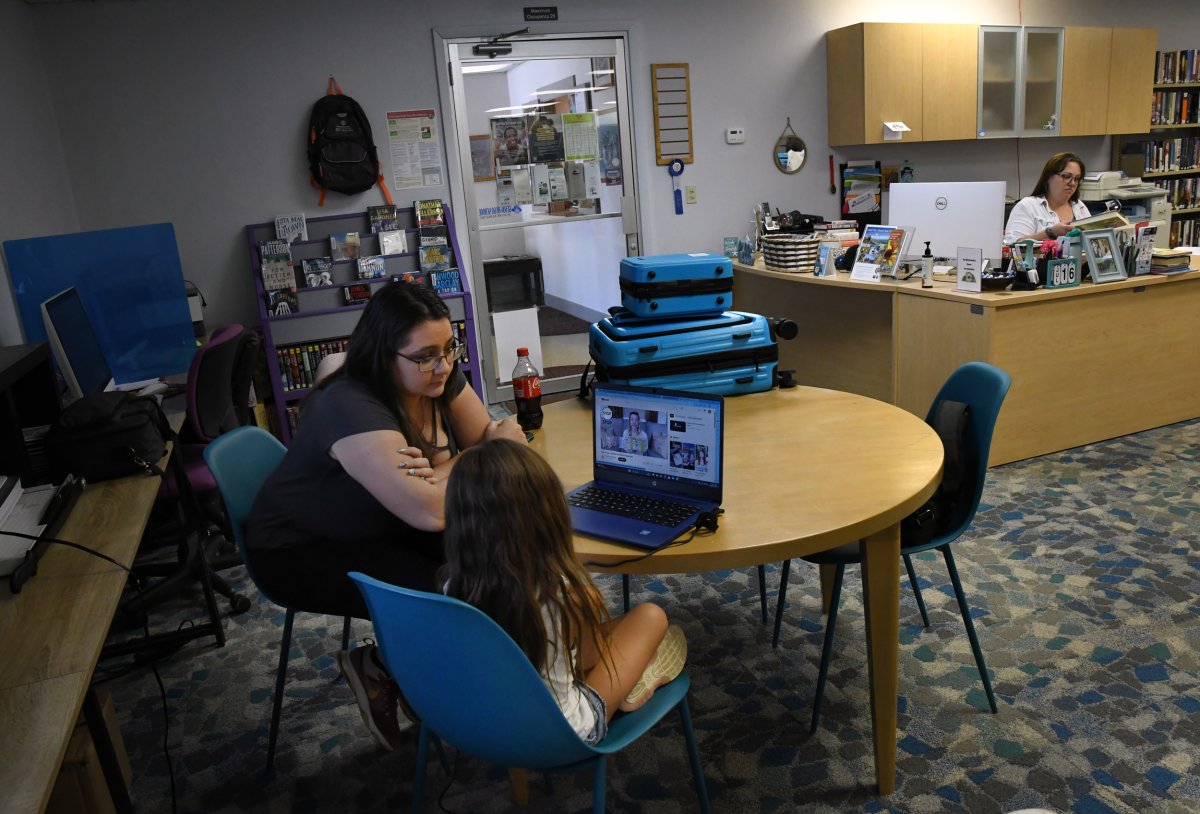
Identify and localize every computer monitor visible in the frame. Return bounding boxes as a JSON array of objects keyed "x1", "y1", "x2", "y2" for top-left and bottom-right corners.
[
  {"x1": 887, "y1": 181, "x2": 1007, "y2": 263},
  {"x1": 40, "y1": 287, "x2": 116, "y2": 400}
]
